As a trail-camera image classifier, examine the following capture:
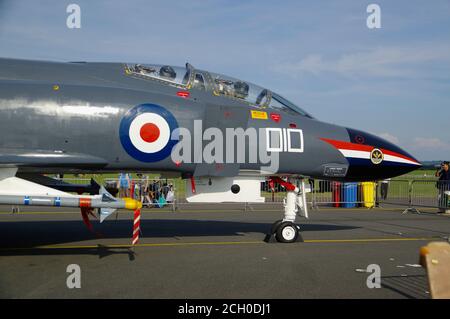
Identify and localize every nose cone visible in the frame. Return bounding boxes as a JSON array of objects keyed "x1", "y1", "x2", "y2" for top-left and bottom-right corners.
[
  {"x1": 343, "y1": 128, "x2": 421, "y2": 180},
  {"x1": 322, "y1": 128, "x2": 421, "y2": 181}
]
